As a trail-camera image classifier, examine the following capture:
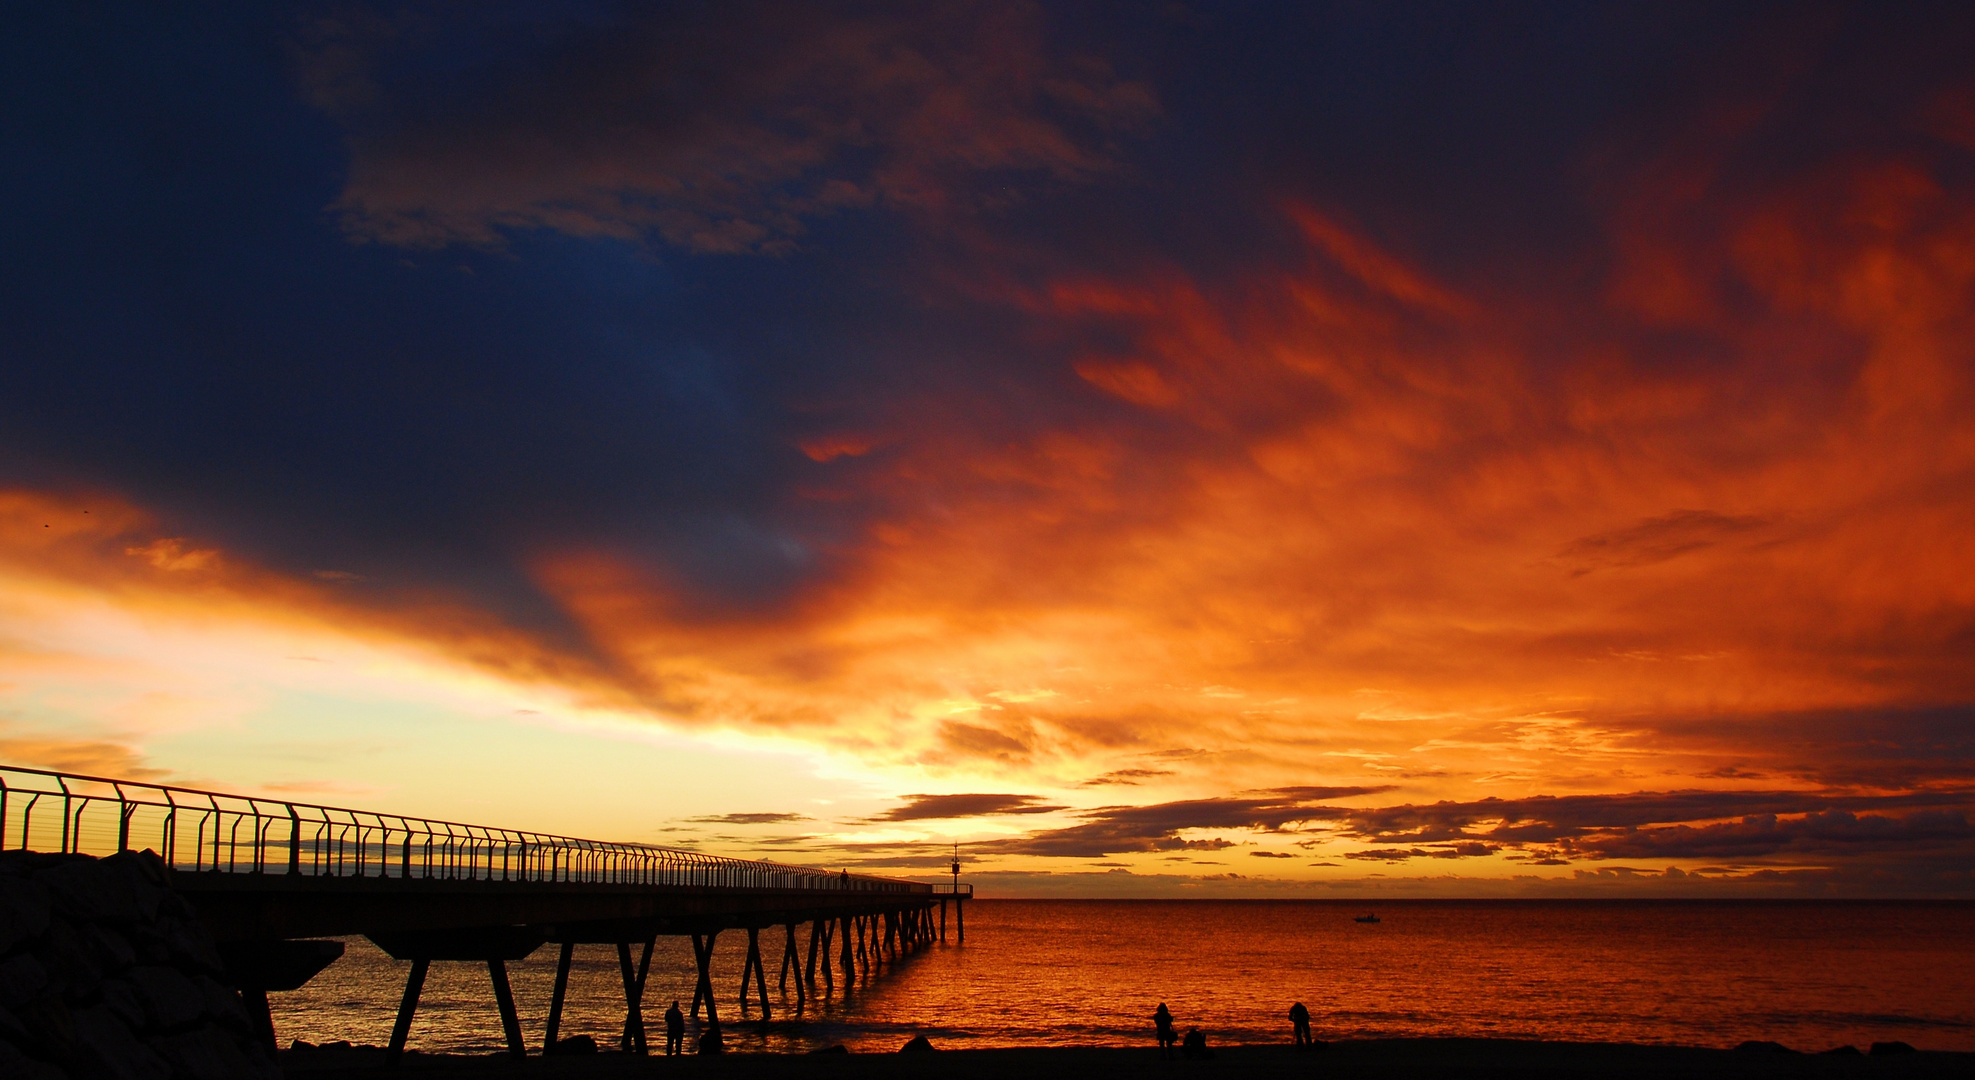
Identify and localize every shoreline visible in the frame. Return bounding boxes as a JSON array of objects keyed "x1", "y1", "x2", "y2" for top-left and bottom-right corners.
[{"x1": 281, "y1": 1037, "x2": 1975, "y2": 1078}]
